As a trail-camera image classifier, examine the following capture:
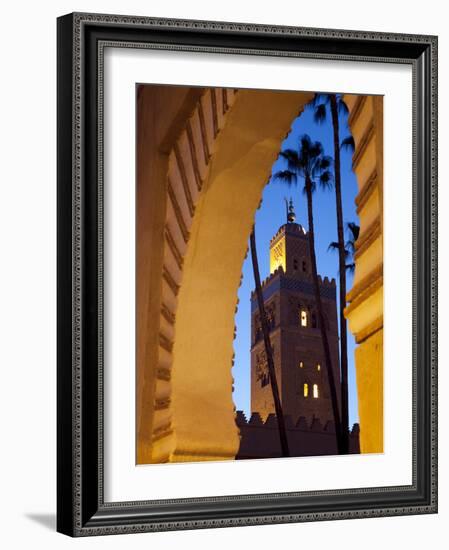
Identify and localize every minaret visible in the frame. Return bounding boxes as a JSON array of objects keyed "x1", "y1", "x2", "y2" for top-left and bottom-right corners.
[{"x1": 250, "y1": 200, "x2": 340, "y2": 424}]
